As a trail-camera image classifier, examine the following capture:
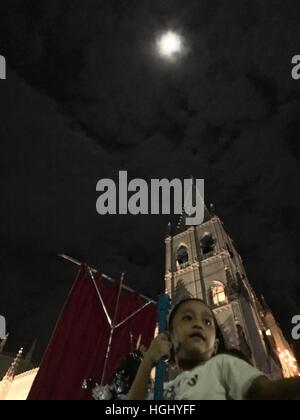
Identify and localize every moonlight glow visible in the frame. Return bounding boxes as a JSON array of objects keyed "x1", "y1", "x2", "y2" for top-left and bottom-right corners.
[{"x1": 157, "y1": 31, "x2": 183, "y2": 59}]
